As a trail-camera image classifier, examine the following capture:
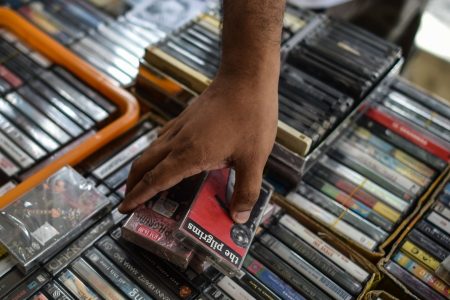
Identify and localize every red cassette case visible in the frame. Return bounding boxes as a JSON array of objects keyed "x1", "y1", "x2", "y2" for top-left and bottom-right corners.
[{"x1": 176, "y1": 168, "x2": 273, "y2": 276}]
